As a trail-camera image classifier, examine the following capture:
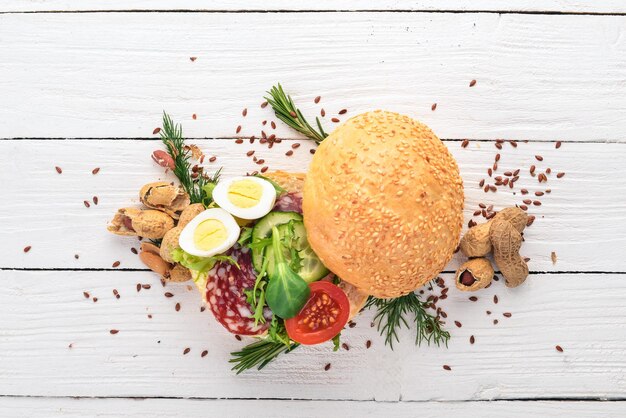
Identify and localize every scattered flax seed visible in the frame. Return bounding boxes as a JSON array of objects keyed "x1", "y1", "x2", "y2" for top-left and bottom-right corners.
[
  {"x1": 342, "y1": 343, "x2": 350, "y2": 351},
  {"x1": 175, "y1": 303, "x2": 181, "y2": 312},
  {"x1": 461, "y1": 139, "x2": 469, "y2": 148},
  {"x1": 200, "y1": 306, "x2": 206, "y2": 312},
  {"x1": 92, "y1": 167, "x2": 100, "y2": 175},
  {"x1": 23, "y1": 246, "x2": 32, "y2": 253},
  {"x1": 236, "y1": 125, "x2": 242, "y2": 134},
  {"x1": 141, "y1": 284, "x2": 151, "y2": 290},
  {"x1": 324, "y1": 363, "x2": 331, "y2": 371},
  {"x1": 495, "y1": 153, "x2": 501, "y2": 162},
  {"x1": 556, "y1": 141, "x2": 562, "y2": 149},
  {"x1": 523, "y1": 199, "x2": 532, "y2": 205},
  {"x1": 285, "y1": 150, "x2": 294, "y2": 157},
  {"x1": 479, "y1": 179, "x2": 485, "y2": 187},
  {"x1": 83, "y1": 292, "x2": 90, "y2": 299},
  {"x1": 260, "y1": 166, "x2": 269, "y2": 173},
  {"x1": 148, "y1": 314, "x2": 152, "y2": 319},
  {"x1": 521, "y1": 189, "x2": 529, "y2": 195},
  {"x1": 524, "y1": 257, "x2": 531, "y2": 262},
  {"x1": 113, "y1": 289, "x2": 120, "y2": 299},
  {"x1": 201, "y1": 350, "x2": 208, "y2": 357},
  {"x1": 192, "y1": 113, "x2": 197, "y2": 120},
  {"x1": 443, "y1": 365, "x2": 452, "y2": 371},
  {"x1": 551, "y1": 251, "x2": 558, "y2": 264},
  {"x1": 242, "y1": 108, "x2": 248, "y2": 117},
  {"x1": 366, "y1": 340, "x2": 372, "y2": 349},
  {"x1": 503, "y1": 312, "x2": 512, "y2": 318},
  {"x1": 469, "y1": 296, "x2": 478, "y2": 302},
  {"x1": 136, "y1": 283, "x2": 141, "y2": 292},
  {"x1": 493, "y1": 319, "x2": 499, "y2": 325},
  {"x1": 454, "y1": 321, "x2": 462, "y2": 328},
  {"x1": 165, "y1": 292, "x2": 174, "y2": 298},
  {"x1": 556, "y1": 345, "x2": 564, "y2": 352},
  {"x1": 557, "y1": 172, "x2": 565, "y2": 178},
  {"x1": 533, "y1": 201, "x2": 542, "y2": 206},
  {"x1": 314, "y1": 96, "x2": 321, "y2": 104},
  {"x1": 183, "y1": 348, "x2": 190, "y2": 355},
  {"x1": 320, "y1": 109, "x2": 326, "y2": 117},
  {"x1": 535, "y1": 155, "x2": 544, "y2": 161},
  {"x1": 246, "y1": 150, "x2": 255, "y2": 157},
  {"x1": 338, "y1": 109, "x2": 348, "y2": 115},
  {"x1": 131, "y1": 247, "x2": 138, "y2": 254},
  {"x1": 152, "y1": 127, "x2": 161, "y2": 135},
  {"x1": 235, "y1": 335, "x2": 242, "y2": 341},
  {"x1": 431, "y1": 103, "x2": 437, "y2": 111},
  {"x1": 546, "y1": 168, "x2": 552, "y2": 174},
  {"x1": 235, "y1": 139, "x2": 244, "y2": 144},
  {"x1": 209, "y1": 156, "x2": 217, "y2": 163},
  {"x1": 510, "y1": 140, "x2": 518, "y2": 148},
  {"x1": 110, "y1": 329, "x2": 119, "y2": 334},
  {"x1": 92, "y1": 297, "x2": 98, "y2": 303},
  {"x1": 486, "y1": 310, "x2": 492, "y2": 315},
  {"x1": 189, "y1": 57, "x2": 197, "y2": 62},
  {"x1": 75, "y1": 254, "x2": 80, "y2": 259},
  {"x1": 493, "y1": 295, "x2": 499, "y2": 304},
  {"x1": 292, "y1": 143, "x2": 300, "y2": 149},
  {"x1": 112, "y1": 261, "x2": 120, "y2": 268},
  {"x1": 535, "y1": 191, "x2": 544, "y2": 196},
  {"x1": 331, "y1": 117, "x2": 340, "y2": 123},
  {"x1": 470, "y1": 335, "x2": 475, "y2": 344},
  {"x1": 93, "y1": 196, "x2": 99, "y2": 205},
  {"x1": 261, "y1": 101, "x2": 268, "y2": 109},
  {"x1": 84, "y1": 200, "x2": 91, "y2": 208},
  {"x1": 495, "y1": 143, "x2": 502, "y2": 150},
  {"x1": 469, "y1": 79, "x2": 477, "y2": 87}
]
